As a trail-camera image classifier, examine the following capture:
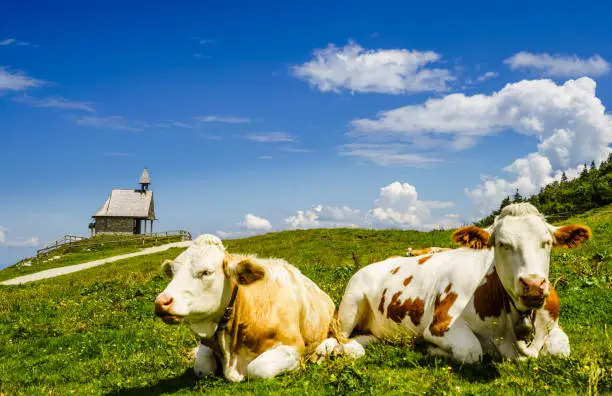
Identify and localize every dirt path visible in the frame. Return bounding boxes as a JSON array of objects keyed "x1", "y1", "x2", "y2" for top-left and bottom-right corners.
[{"x1": 0, "y1": 241, "x2": 192, "y2": 286}]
